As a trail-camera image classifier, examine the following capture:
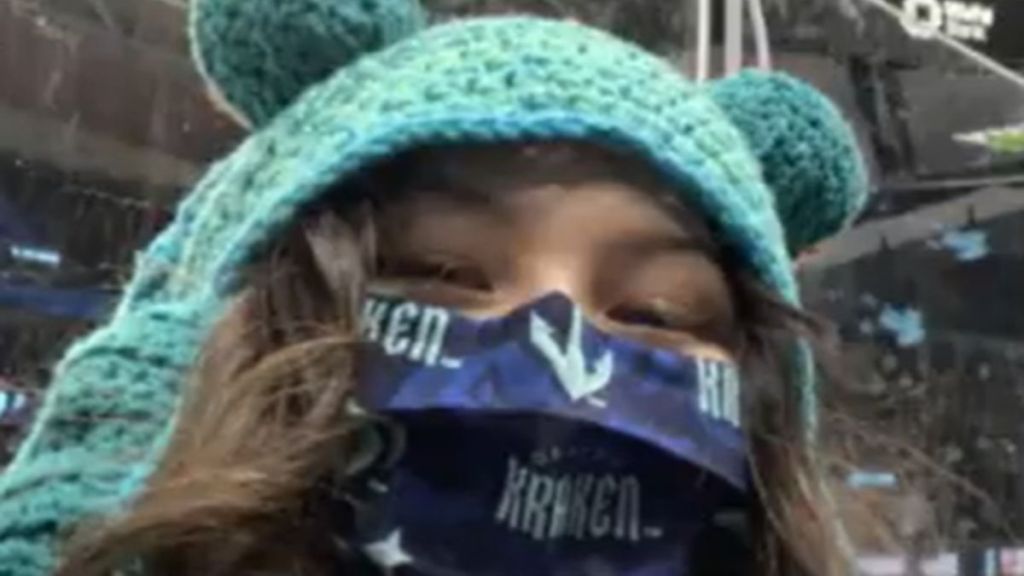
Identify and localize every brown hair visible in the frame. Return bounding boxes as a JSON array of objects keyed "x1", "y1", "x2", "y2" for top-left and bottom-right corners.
[{"x1": 56, "y1": 144, "x2": 904, "y2": 575}]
